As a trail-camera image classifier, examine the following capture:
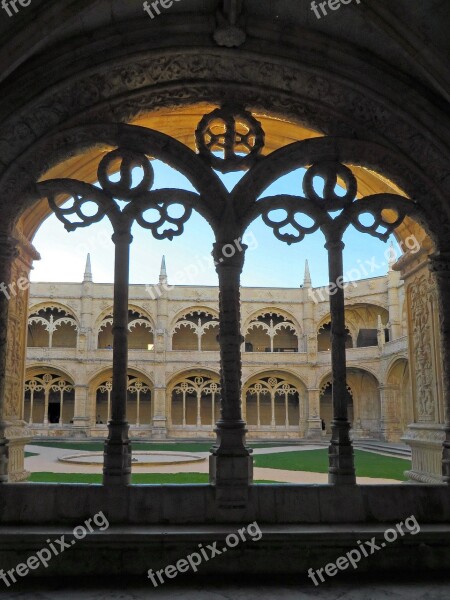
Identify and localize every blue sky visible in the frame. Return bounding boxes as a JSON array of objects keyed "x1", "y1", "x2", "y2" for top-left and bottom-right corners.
[{"x1": 31, "y1": 161, "x2": 399, "y2": 288}]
